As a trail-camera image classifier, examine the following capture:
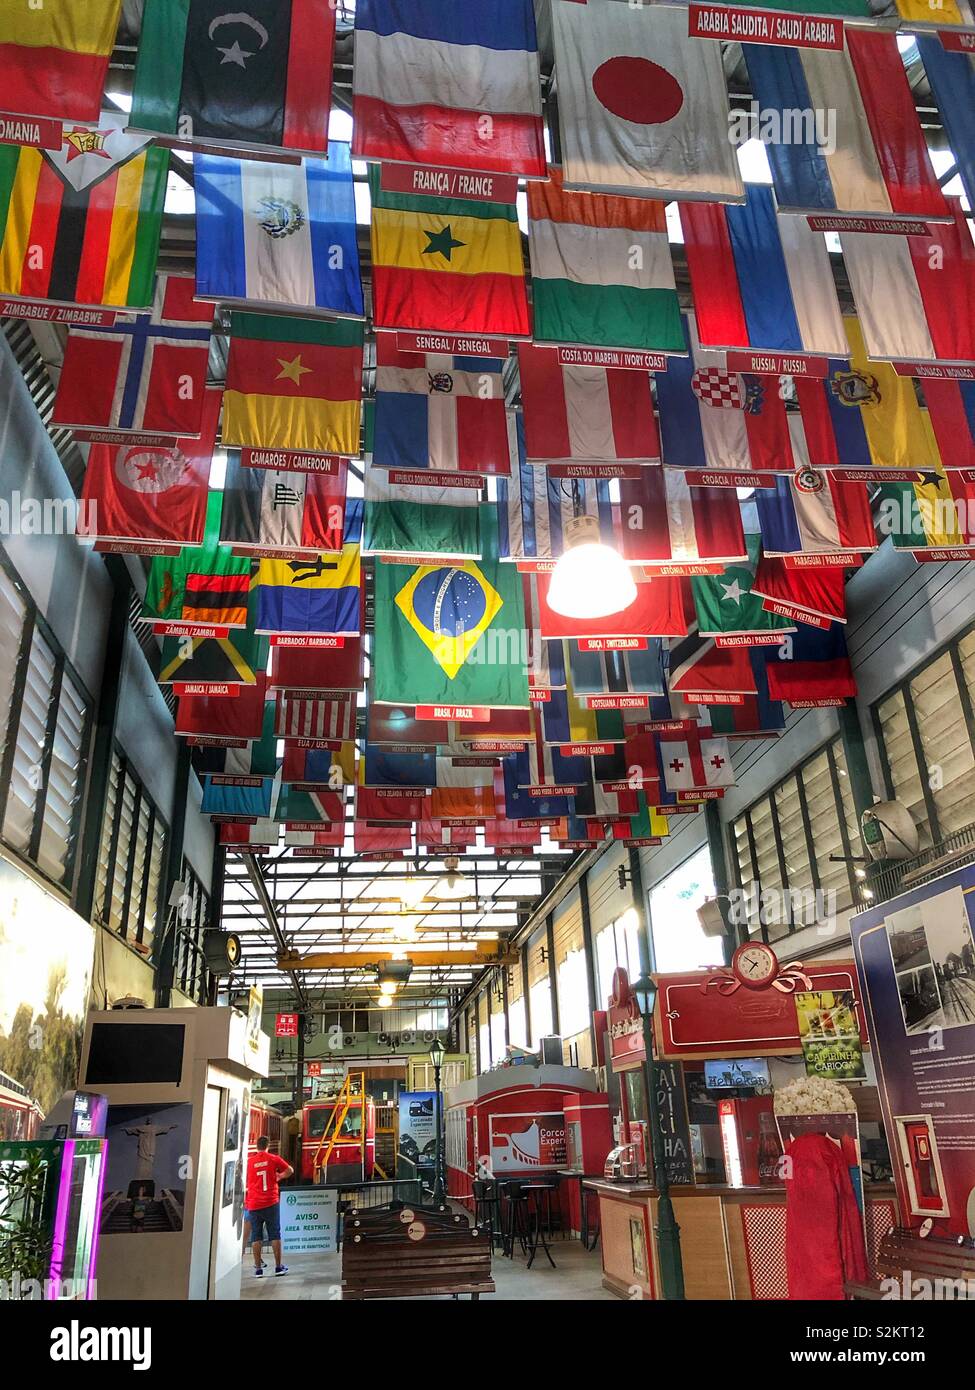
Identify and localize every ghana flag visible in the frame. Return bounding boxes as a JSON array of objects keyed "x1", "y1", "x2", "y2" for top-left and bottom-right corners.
[
  {"x1": 372, "y1": 506, "x2": 531, "y2": 710},
  {"x1": 142, "y1": 491, "x2": 253, "y2": 628},
  {"x1": 368, "y1": 166, "x2": 529, "y2": 337},
  {"x1": 0, "y1": 114, "x2": 167, "y2": 309},
  {"x1": 222, "y1": 312, "x2": 363, "y2": 455}
]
